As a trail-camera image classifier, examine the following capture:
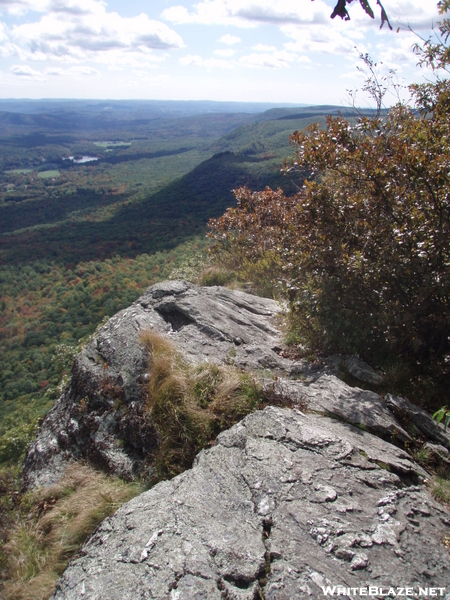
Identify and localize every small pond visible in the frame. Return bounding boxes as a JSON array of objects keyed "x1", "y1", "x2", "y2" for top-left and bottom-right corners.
[{"x1": 64, "y1": 156, "x2": 99, "y2": 164}]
